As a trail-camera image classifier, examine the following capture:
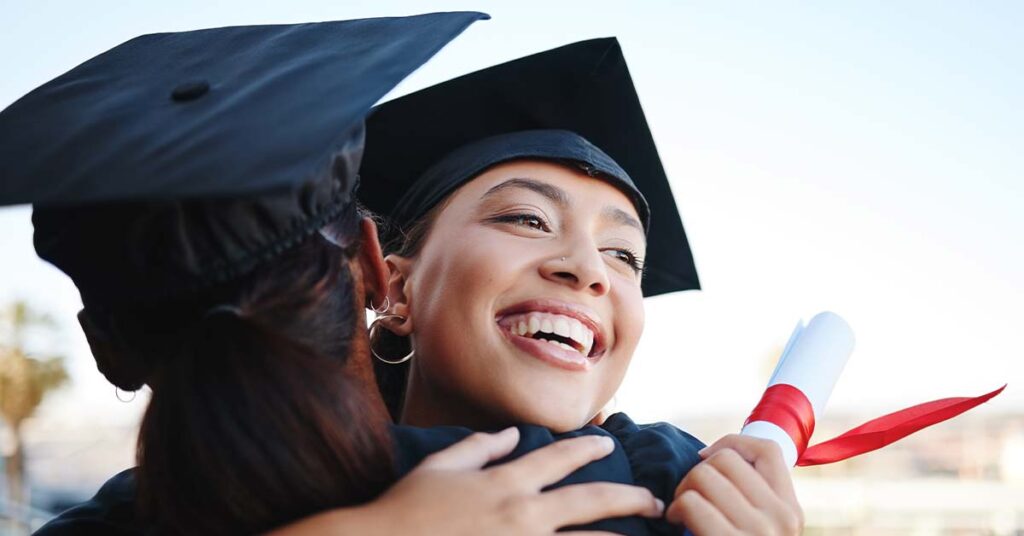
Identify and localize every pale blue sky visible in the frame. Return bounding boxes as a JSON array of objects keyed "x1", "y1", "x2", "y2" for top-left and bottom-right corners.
[{"x1": 1, "y1": 1, "x2": 1021, "y2": 428}]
